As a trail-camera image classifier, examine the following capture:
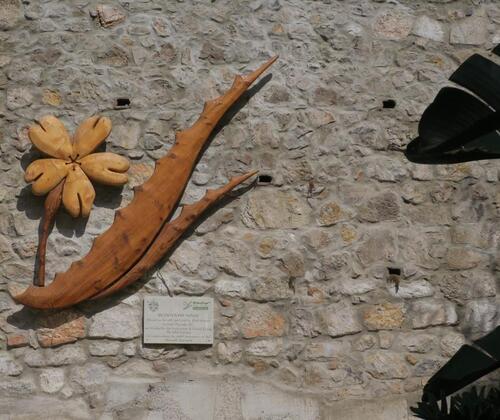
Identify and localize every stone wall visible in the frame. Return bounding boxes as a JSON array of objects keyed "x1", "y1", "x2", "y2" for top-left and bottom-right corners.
[{"x1": 0, "y1": 0, "x2": 499, "y2": 418}]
